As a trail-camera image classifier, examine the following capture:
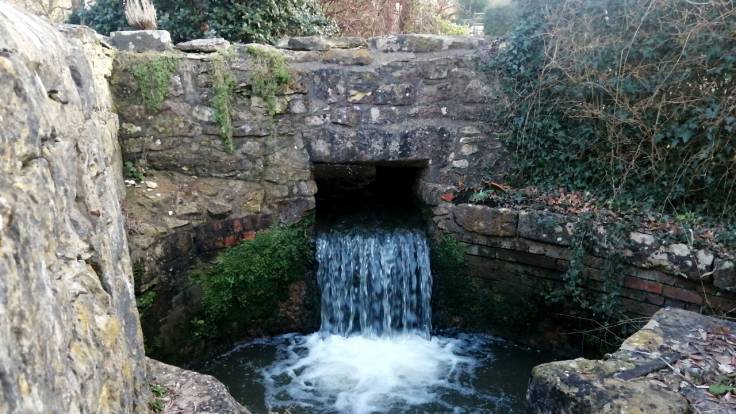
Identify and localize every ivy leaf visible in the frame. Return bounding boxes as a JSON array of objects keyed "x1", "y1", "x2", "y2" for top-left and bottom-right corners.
[{"x1": 708, "y1": 383, "x2": 733, "y2": 396}]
